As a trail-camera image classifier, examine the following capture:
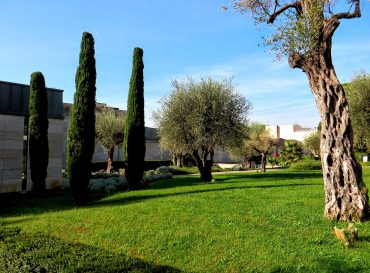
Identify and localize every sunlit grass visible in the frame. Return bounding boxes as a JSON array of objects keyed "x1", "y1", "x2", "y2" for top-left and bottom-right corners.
[{"x1": 1, "y1": 168, "x2": 370, "y2": 272}]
